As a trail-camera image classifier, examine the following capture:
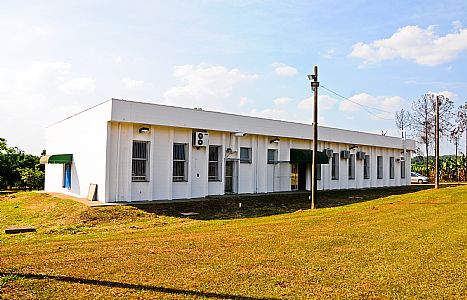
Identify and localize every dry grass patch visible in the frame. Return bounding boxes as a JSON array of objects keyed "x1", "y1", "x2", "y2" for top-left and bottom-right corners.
[{"x1": 0, "y1": 186, "x2": 466, "y2": 299}]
